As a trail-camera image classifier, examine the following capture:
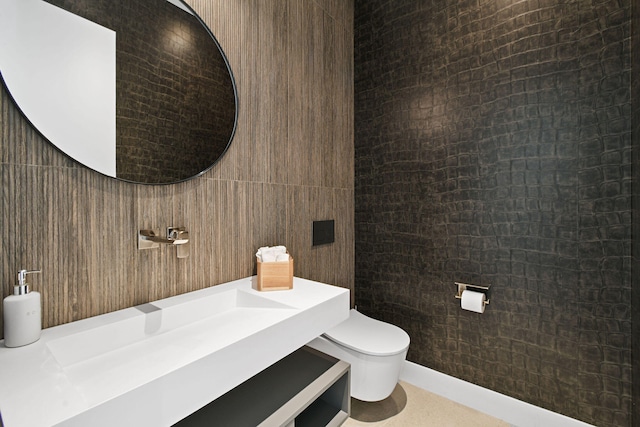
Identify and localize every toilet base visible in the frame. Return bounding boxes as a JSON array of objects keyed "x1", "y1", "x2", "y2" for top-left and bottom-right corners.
[{"x1": 307, "y1": 336, "x2": 407, "y2": 402}]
